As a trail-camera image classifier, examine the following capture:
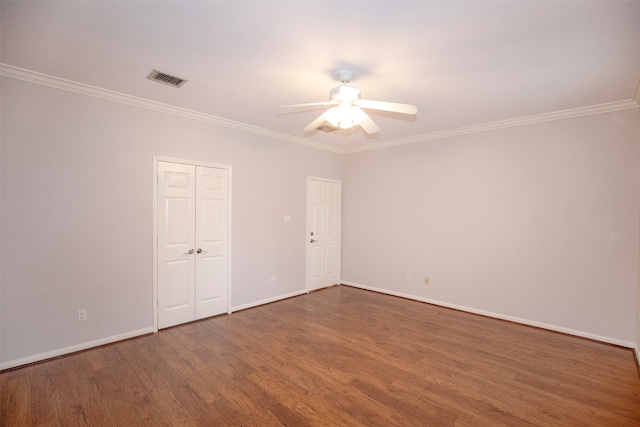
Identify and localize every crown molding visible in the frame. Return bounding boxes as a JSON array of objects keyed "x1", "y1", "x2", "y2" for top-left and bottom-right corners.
[
  {"x1": 2, "y1": 64, "x2": 637, "y2": 156},
  {"x1": 344, "y1": 99, "x2": 639, "y2": 154},
  {"x1": 0, "y1": 64, "x2": 342, "y2": 154}
]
